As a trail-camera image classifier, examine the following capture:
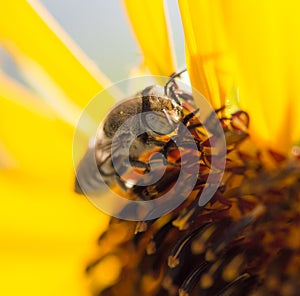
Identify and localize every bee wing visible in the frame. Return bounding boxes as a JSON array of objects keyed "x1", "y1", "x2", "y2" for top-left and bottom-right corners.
[{"x1": 74, "y1": 147, "x2": 107, "y2": 195}]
